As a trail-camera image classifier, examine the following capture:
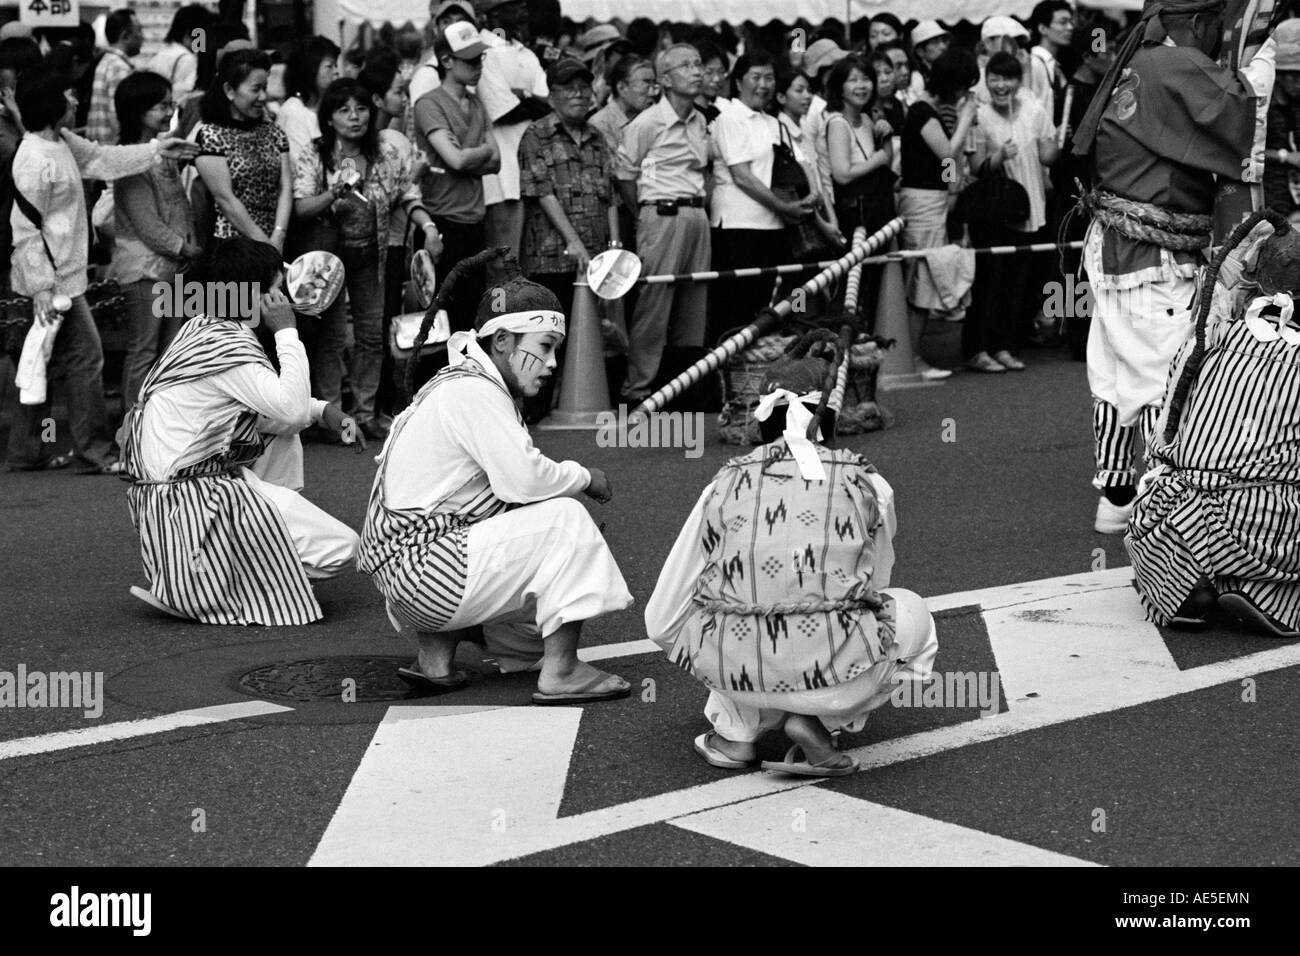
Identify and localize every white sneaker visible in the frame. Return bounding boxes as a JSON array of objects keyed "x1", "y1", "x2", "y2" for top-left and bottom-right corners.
[{"x1": 1094, "y1": 496, "x2": 1134, "y2": 534}]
